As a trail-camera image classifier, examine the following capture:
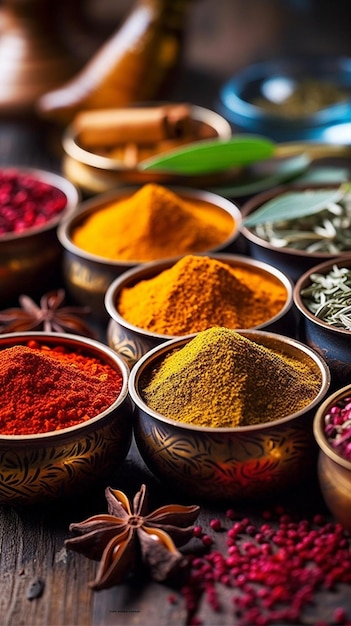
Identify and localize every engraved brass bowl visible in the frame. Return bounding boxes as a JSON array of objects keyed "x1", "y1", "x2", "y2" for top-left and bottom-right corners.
[
  {"x1": 57, "y1": 187, "x2": 242, "y2": 320},
  {"x1": 240, "y1": 183, "x2": 343, "y2": 283},
  {"x1": 294, "y1": 255, "x2": 351, "y2": 388},
  {"x1": 62, "y1": 104, "x2": 232, "y2": 195},
  {"x1": 105, "y1": 253, "x2": 296, "y2": 369},
  {"x1": 313, "y1": 384, "x2": 351, "y2": 534},
  {"x1": 129, "y1": 330, "x2": 330, "y2": 503},
  {"x1": 0, "y1": 332, "x2": 132, "y2": 506},
  {"x1": 0, "y1": 167, "x2": 79, "y2": 306}
]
